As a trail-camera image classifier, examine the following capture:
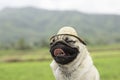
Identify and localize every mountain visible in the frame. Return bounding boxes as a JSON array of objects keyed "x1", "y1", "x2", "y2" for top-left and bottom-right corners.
[{"x1": 0, "y1": 7, "x2": 120, "y2": 45}]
